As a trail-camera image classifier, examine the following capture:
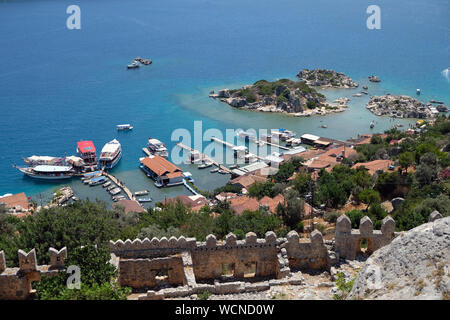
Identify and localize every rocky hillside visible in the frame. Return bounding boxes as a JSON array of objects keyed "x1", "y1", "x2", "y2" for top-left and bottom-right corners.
[
  {"x1": 297, "y1": 69, "x2": 358, "y2": 88},
  {"x1": 348, "y1": 216, "x2": 449, "y2": 300},
  {"x1": 366, "y1": 95, "x2": 435, "y2": 118},
  {"x1": 210, "y1": 79, "x2": 346, "y2": 115}
]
